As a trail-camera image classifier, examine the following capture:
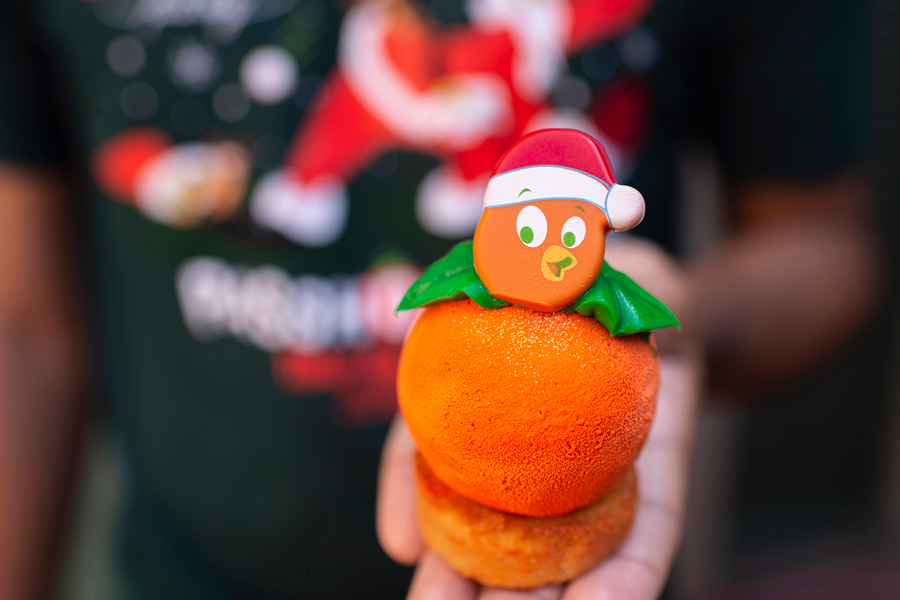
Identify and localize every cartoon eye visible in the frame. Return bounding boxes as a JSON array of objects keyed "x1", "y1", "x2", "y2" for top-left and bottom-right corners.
[
  {"x1": 561, "y1": 216, "x2": 586, "y2": 248},
  {"x1": 516, "y1": 205, "x2": 547, "y2": 247}
]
